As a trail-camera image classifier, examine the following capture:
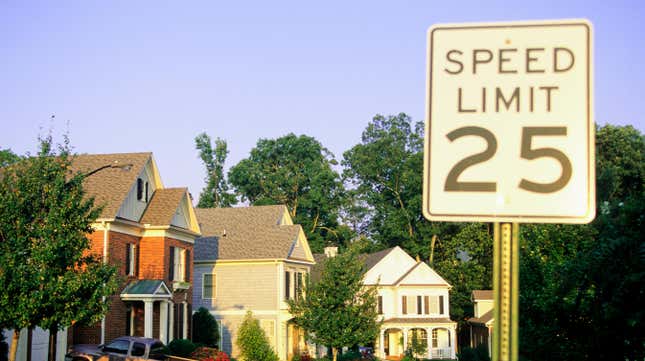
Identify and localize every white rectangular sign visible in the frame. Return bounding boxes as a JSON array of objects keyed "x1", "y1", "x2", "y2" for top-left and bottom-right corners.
[{"x1": 423, "y1": 20, "x2": 595, "y2": 223}]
